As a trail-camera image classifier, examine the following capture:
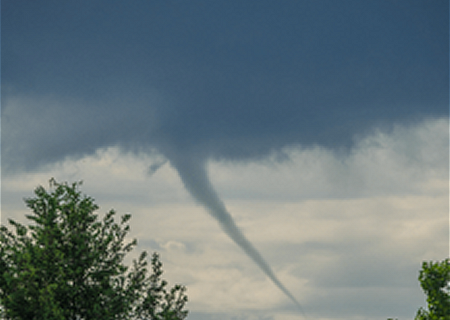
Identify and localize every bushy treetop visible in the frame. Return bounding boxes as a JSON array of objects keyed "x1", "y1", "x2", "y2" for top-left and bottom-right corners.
[{"x1": 0, "y1": 179, "x2": 188, "y2": 320}]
